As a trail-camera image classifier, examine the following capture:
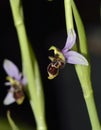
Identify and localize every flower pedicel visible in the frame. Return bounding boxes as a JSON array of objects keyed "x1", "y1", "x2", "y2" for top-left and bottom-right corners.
[{"x1": 47, "y1": 30, "x2": 88, "y2": 79}]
